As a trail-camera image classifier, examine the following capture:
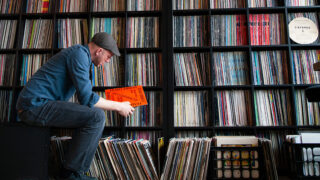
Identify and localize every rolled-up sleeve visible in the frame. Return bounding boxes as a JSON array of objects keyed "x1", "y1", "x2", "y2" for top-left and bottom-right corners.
[{"x1": 66, "y1": 50, "x2": 99, "y2": 107}]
